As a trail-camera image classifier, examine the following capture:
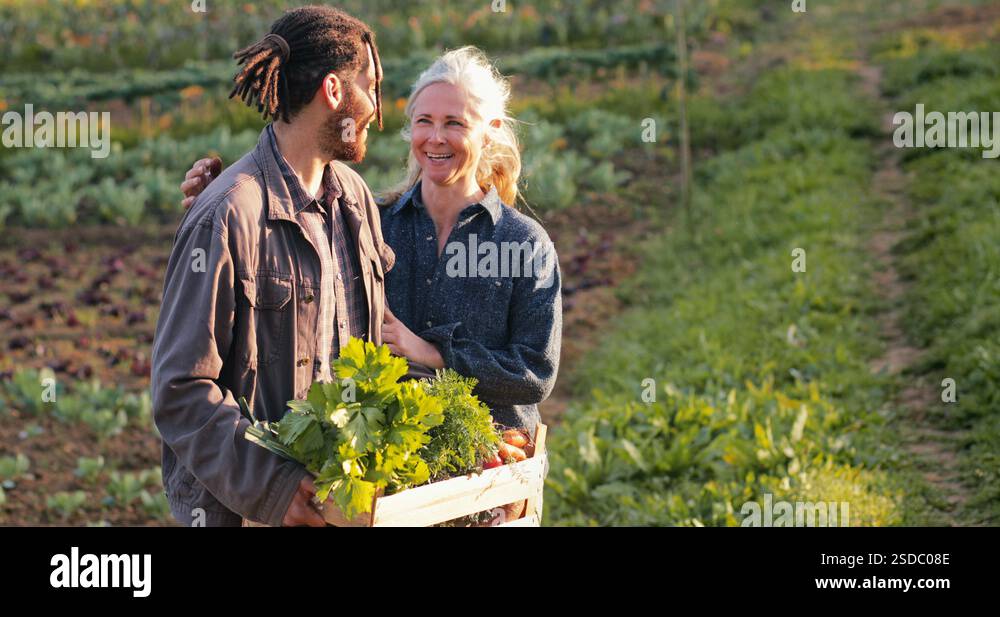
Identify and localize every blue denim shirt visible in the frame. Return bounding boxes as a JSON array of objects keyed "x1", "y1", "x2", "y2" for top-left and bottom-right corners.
[{"x1": 380, "y1": 181, "x2": 562, "y2": 433}]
